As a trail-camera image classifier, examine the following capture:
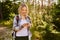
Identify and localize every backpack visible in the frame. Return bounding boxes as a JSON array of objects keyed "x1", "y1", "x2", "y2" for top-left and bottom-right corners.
[{"x1": 12, "y1": 15, "x2": 31, "y2": 38}]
